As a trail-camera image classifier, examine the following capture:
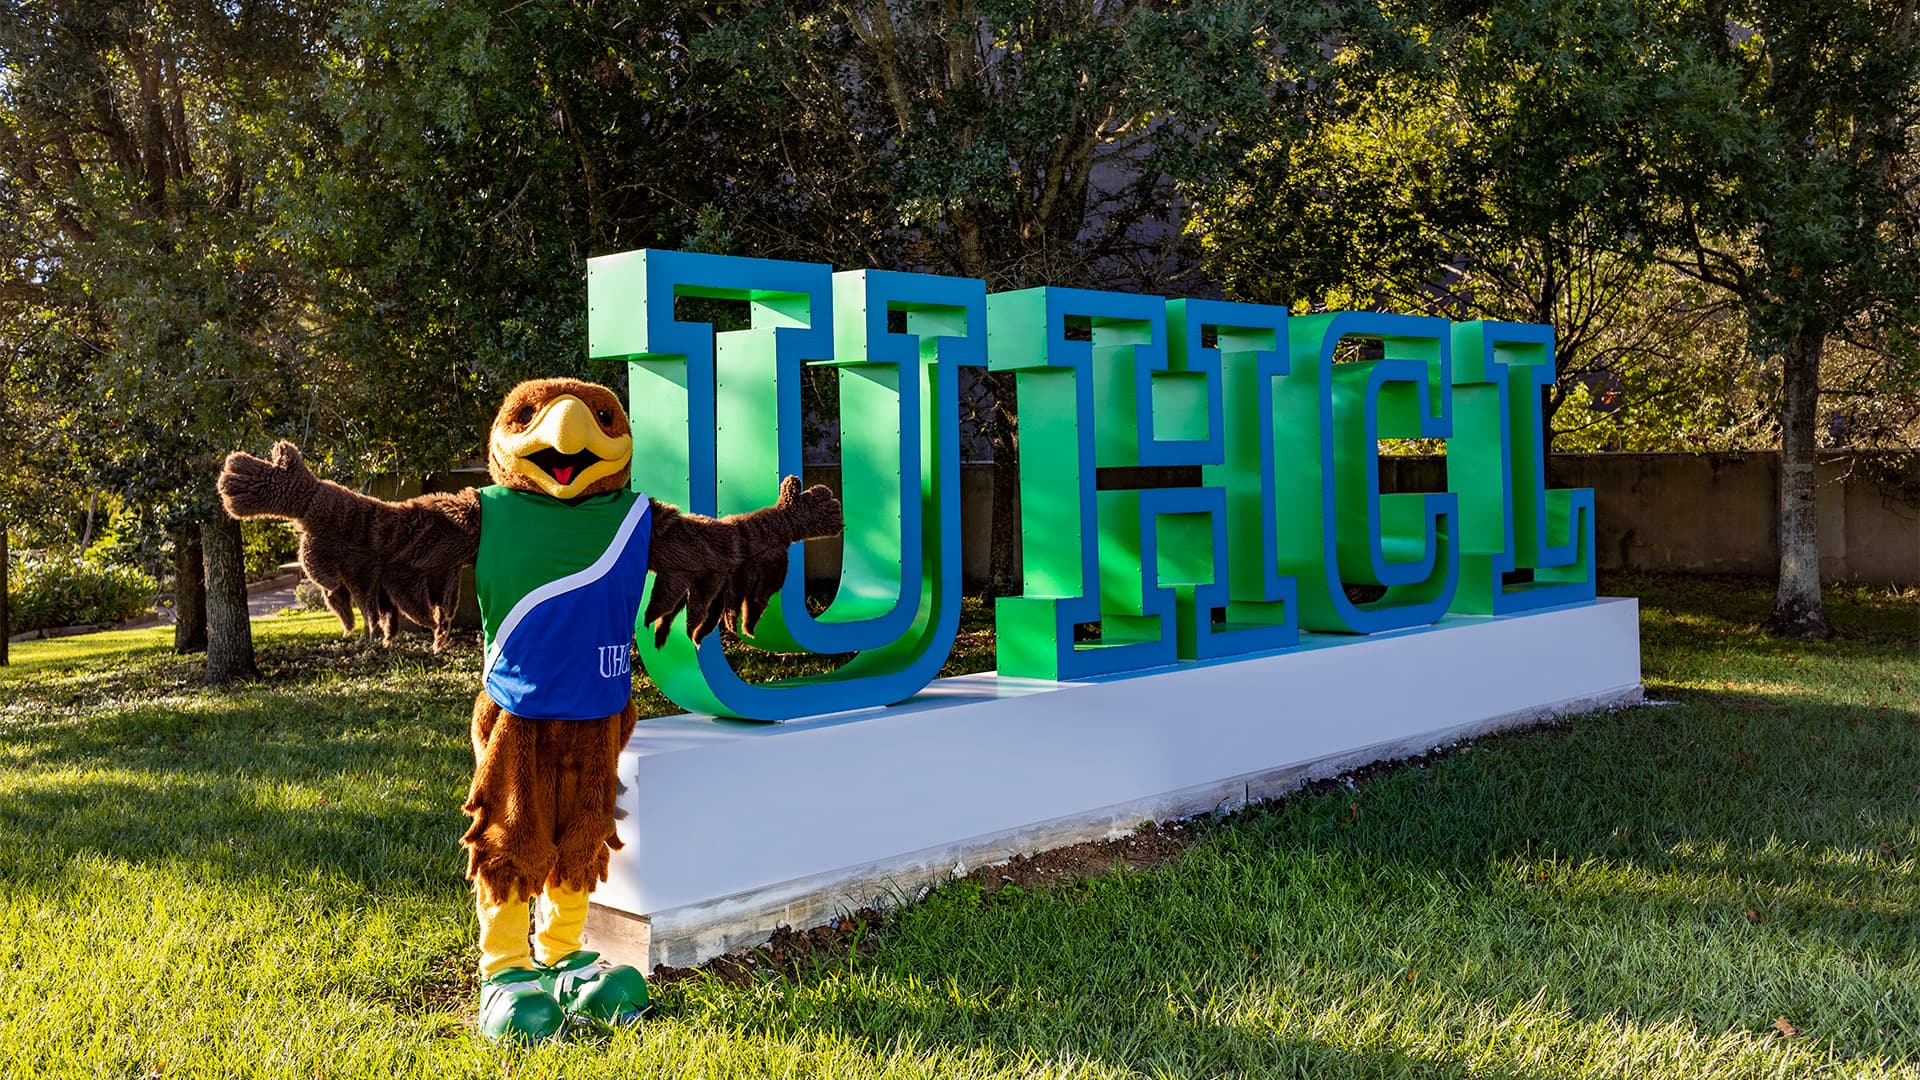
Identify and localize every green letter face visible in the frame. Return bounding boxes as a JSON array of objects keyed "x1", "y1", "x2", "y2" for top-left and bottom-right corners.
[
  {"x1": 1172, "y1": 299, "x2": 1299, "y2": 659},
  {"x1": 1446, "y1": 321, "x2": 1596, "y2": 613},
  {"x1": 987, "y1": 287, "x2": 1185, "y2": 680},
  {"x1": 1277, "y1": 312, "x2": 1459, "y2": 634},
  {"x1": 587, "y1": 249, "x2": 981, "y2": 720},
  {"x1": 582, "y1": 249, "x2": 1601, "y2": 721},
  {"x1": 987, "y1": 292, "x2": 1302, "y2": 680}
]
